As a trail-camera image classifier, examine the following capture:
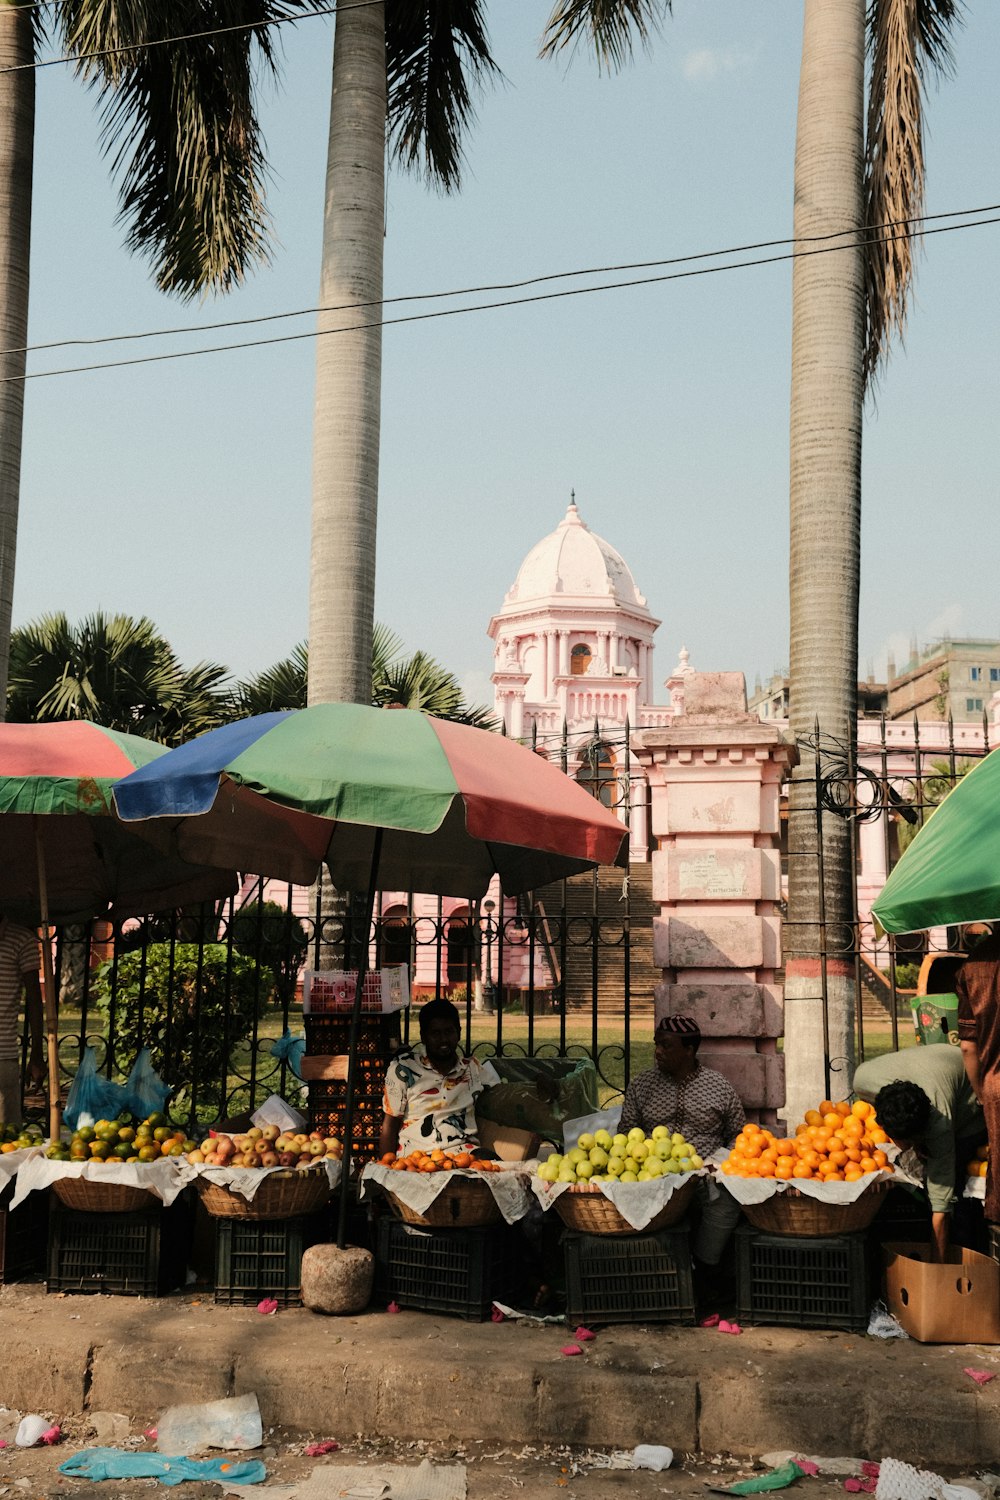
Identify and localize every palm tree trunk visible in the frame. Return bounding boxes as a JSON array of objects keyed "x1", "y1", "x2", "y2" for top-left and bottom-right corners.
[
  {"x1": 784, "y1": 0, "x2": 865, "y2": 1125},
  {"x1": 307, "y1": 2, "x2": 386, "y2": 707},
  {"x1": 0, "y1": 3, "x2": 34, "y2": 720}
]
